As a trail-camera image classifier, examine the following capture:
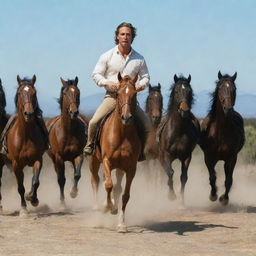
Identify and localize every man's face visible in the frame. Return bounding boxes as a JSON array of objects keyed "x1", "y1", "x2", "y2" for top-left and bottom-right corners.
[{"x1": 117, "y1": 26, "x2": 132, "y2": 47}]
